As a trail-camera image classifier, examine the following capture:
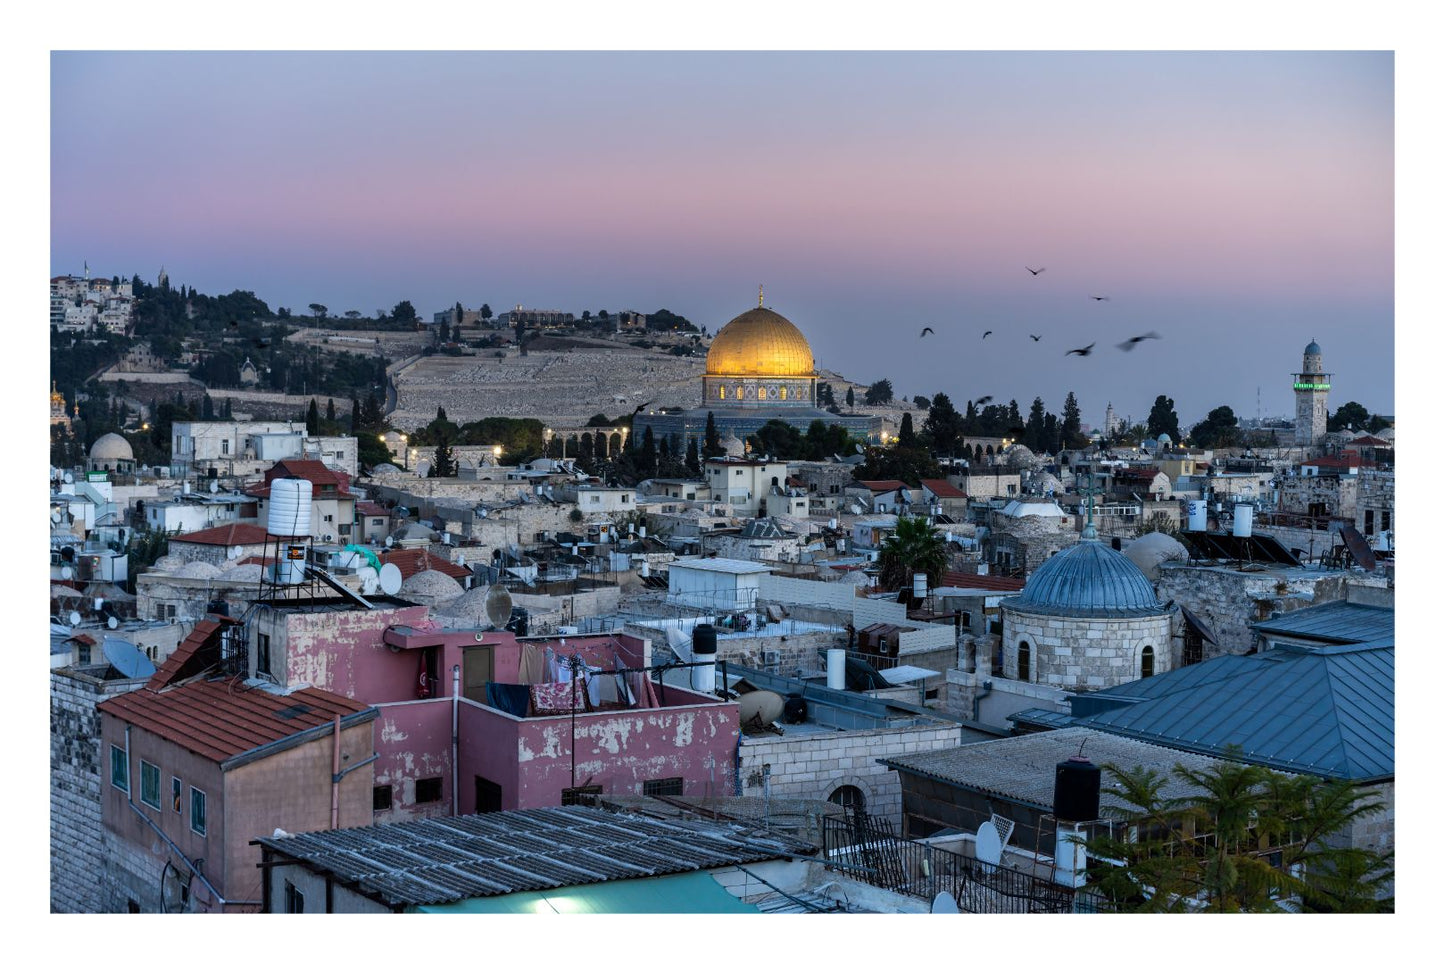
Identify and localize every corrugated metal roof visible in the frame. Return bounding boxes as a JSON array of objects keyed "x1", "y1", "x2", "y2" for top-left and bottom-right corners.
[
  {"x1": 255, "y1": 806, "x2": 815, "y2": 909},
  {"x1": 669, "y1": 557, "x2": 773, "y2": 575},
  {"x1": 880, "y1": 728, "x2": 1230, "y2": 813},
  {"x1": 101, "y1": 679, "x2": 372, "y2": 764},
  {"x1": 1078, "y1": 642, "x2": 1393, "y2": 781},
  {"x1": 414, "y1": 869, "x2": 759, "y2": 914},
  {"x1": 1252, "y1": 600, "x2": 1394, "y2": 645}
]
